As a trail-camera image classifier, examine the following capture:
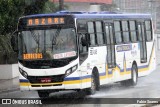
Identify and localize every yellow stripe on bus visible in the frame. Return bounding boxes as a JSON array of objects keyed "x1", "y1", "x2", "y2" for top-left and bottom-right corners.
[{"x1": 63, "y1": 80, "x2": 81, "y2": 84}]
